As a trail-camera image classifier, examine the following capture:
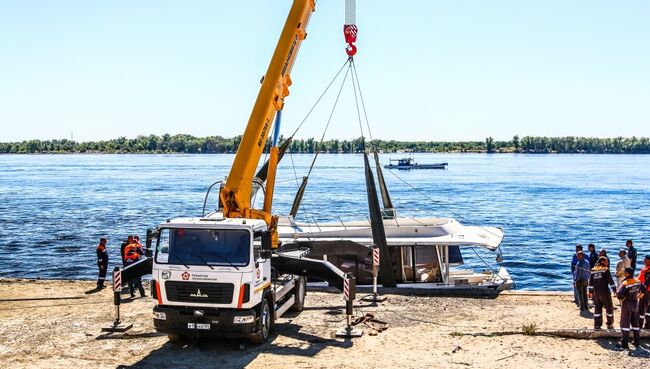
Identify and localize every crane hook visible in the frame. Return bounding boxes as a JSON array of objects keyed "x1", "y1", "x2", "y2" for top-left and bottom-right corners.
[{"x1": 345, "y1": 43, "x2": 357, "y2": 57}]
